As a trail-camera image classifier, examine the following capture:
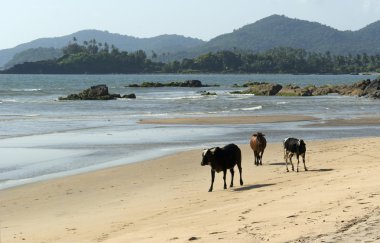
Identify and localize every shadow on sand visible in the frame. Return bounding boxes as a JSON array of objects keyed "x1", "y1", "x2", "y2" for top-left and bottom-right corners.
[
  {"x1": 233, "y1": 183, "x2": 276, "y2": 192},
  {"x1": 268, "y1": 162, "x2": 286, "y2": 166},
  {"x1": 308, "y1": 168, "x2": 334, "y2": 172}
]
